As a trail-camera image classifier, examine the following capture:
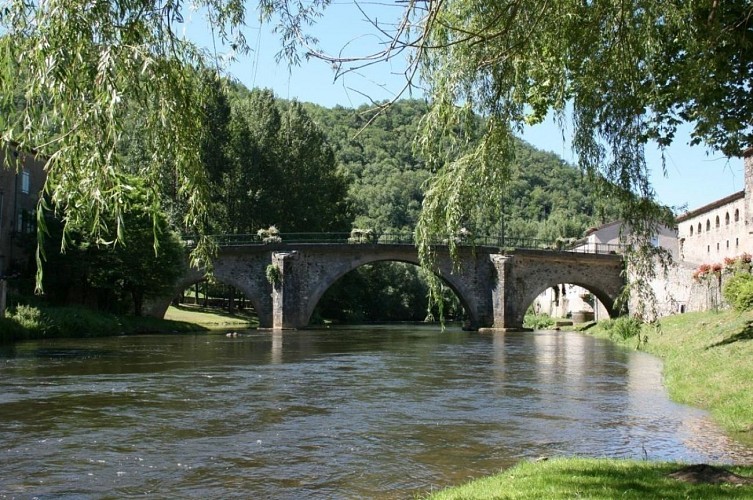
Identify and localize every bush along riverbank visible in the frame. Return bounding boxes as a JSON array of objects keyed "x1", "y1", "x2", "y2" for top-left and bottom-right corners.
[
  {"x1": 428, "y1": 309, "x2": 753, "y2": 498},
  {"x1": 0, "y1": 302, "x2": 205, "y2": 343}
]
